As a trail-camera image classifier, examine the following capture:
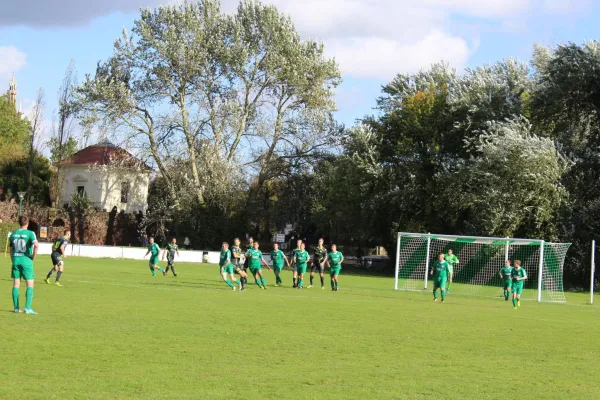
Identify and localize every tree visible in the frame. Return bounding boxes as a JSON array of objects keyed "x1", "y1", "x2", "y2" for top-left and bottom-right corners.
[
  {"x1": 0, "y1": 94, "x2": 29, "y2": 167},
  {"x1": 28, "y1": 88, "x2": 45, "y2": 204}
]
